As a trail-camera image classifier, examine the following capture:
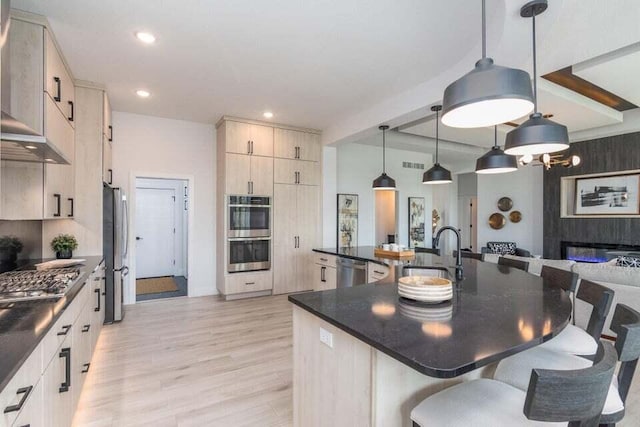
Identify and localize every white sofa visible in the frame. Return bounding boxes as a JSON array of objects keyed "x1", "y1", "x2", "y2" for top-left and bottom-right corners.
[{"x1": 484, "y1": 254, "x2": 640, "y2": 336}]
